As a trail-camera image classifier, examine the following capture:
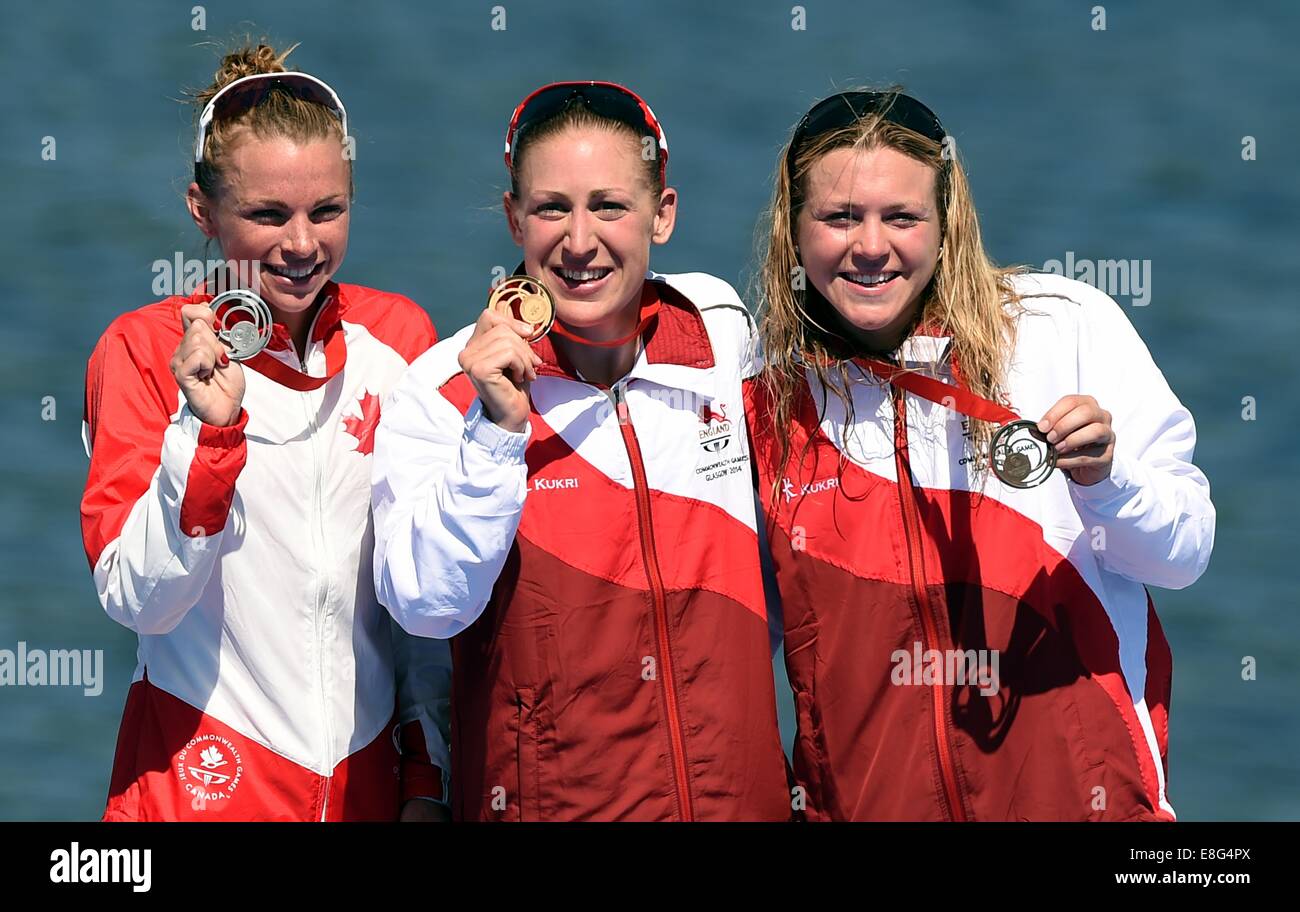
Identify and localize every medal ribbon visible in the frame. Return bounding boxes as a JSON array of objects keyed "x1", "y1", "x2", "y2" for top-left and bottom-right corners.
[
  {"x1": 245, "y1": 324, "x2": 347, "y2": 391},
  {"x1": 204, "y1": 285, "x2": 348, "y2": 392},
  {"x1": 853, "y1": 356, "x2": 1057, "y2": 487},
  {"x1": 854, "y1": 357, "x2": 1022, "y2": 425},
  {"x1": 547, "y1": 294, "x2": 661, "y2": 348}
]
